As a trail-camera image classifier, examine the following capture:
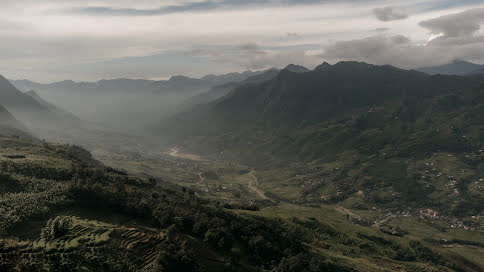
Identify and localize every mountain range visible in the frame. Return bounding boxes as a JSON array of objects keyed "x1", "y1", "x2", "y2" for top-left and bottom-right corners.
[
  {"x1": 1, "y1": 60, "x2": 483, "y2": 271},
  {"x1": 158, "y1": 61, "x2": 484, "y2": 217},
  {"x1": 418, "y1": 60, "x2": 484, "y2": 76},
  {"x1": 161, "y1": 61, "x2": 480, "y2": 139},
  {"x1": 10, "y1": 70, "x2": 268, "y2": 94},
  {"x1": 9, "y1": 70, "x2": 271, "y2": 131},
  {"x1": 0, "y1": 74, "x2": 81, "y2": 138}
]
